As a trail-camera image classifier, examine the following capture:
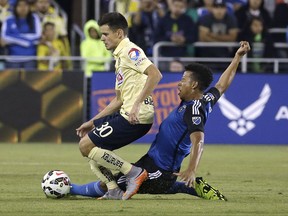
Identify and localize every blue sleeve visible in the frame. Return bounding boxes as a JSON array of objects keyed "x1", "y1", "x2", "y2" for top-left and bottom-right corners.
[
  {"x1": 184, "y1": 104, "x2": 205, "y2": 134},
  {"x1": 18, "y1": 14, "x2": 42, "y2": 43},
  {"x1": 204, "y1": 87, "x2": 221, "y2": 107},
  {"x1": 1, "y1": 18, "x2": 30, "y2": 47},
  {"x1": 2, "y1": 15, "x2": 41, "y2": 46},
  {"x1": 184, "y1": 88, "x2": 220, "y2": 134}
]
